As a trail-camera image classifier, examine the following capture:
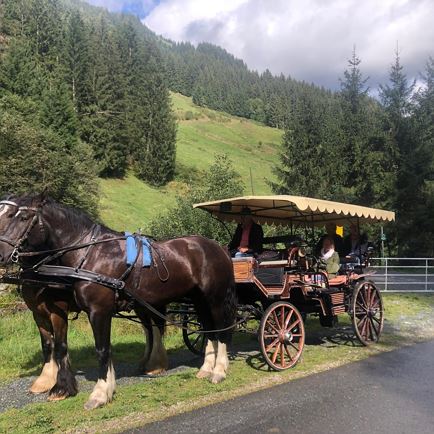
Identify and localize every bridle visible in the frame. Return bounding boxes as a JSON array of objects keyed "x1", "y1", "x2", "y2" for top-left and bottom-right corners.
[{"x1": 0, "y1": 200, "x2": 45, "y2": 263}]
